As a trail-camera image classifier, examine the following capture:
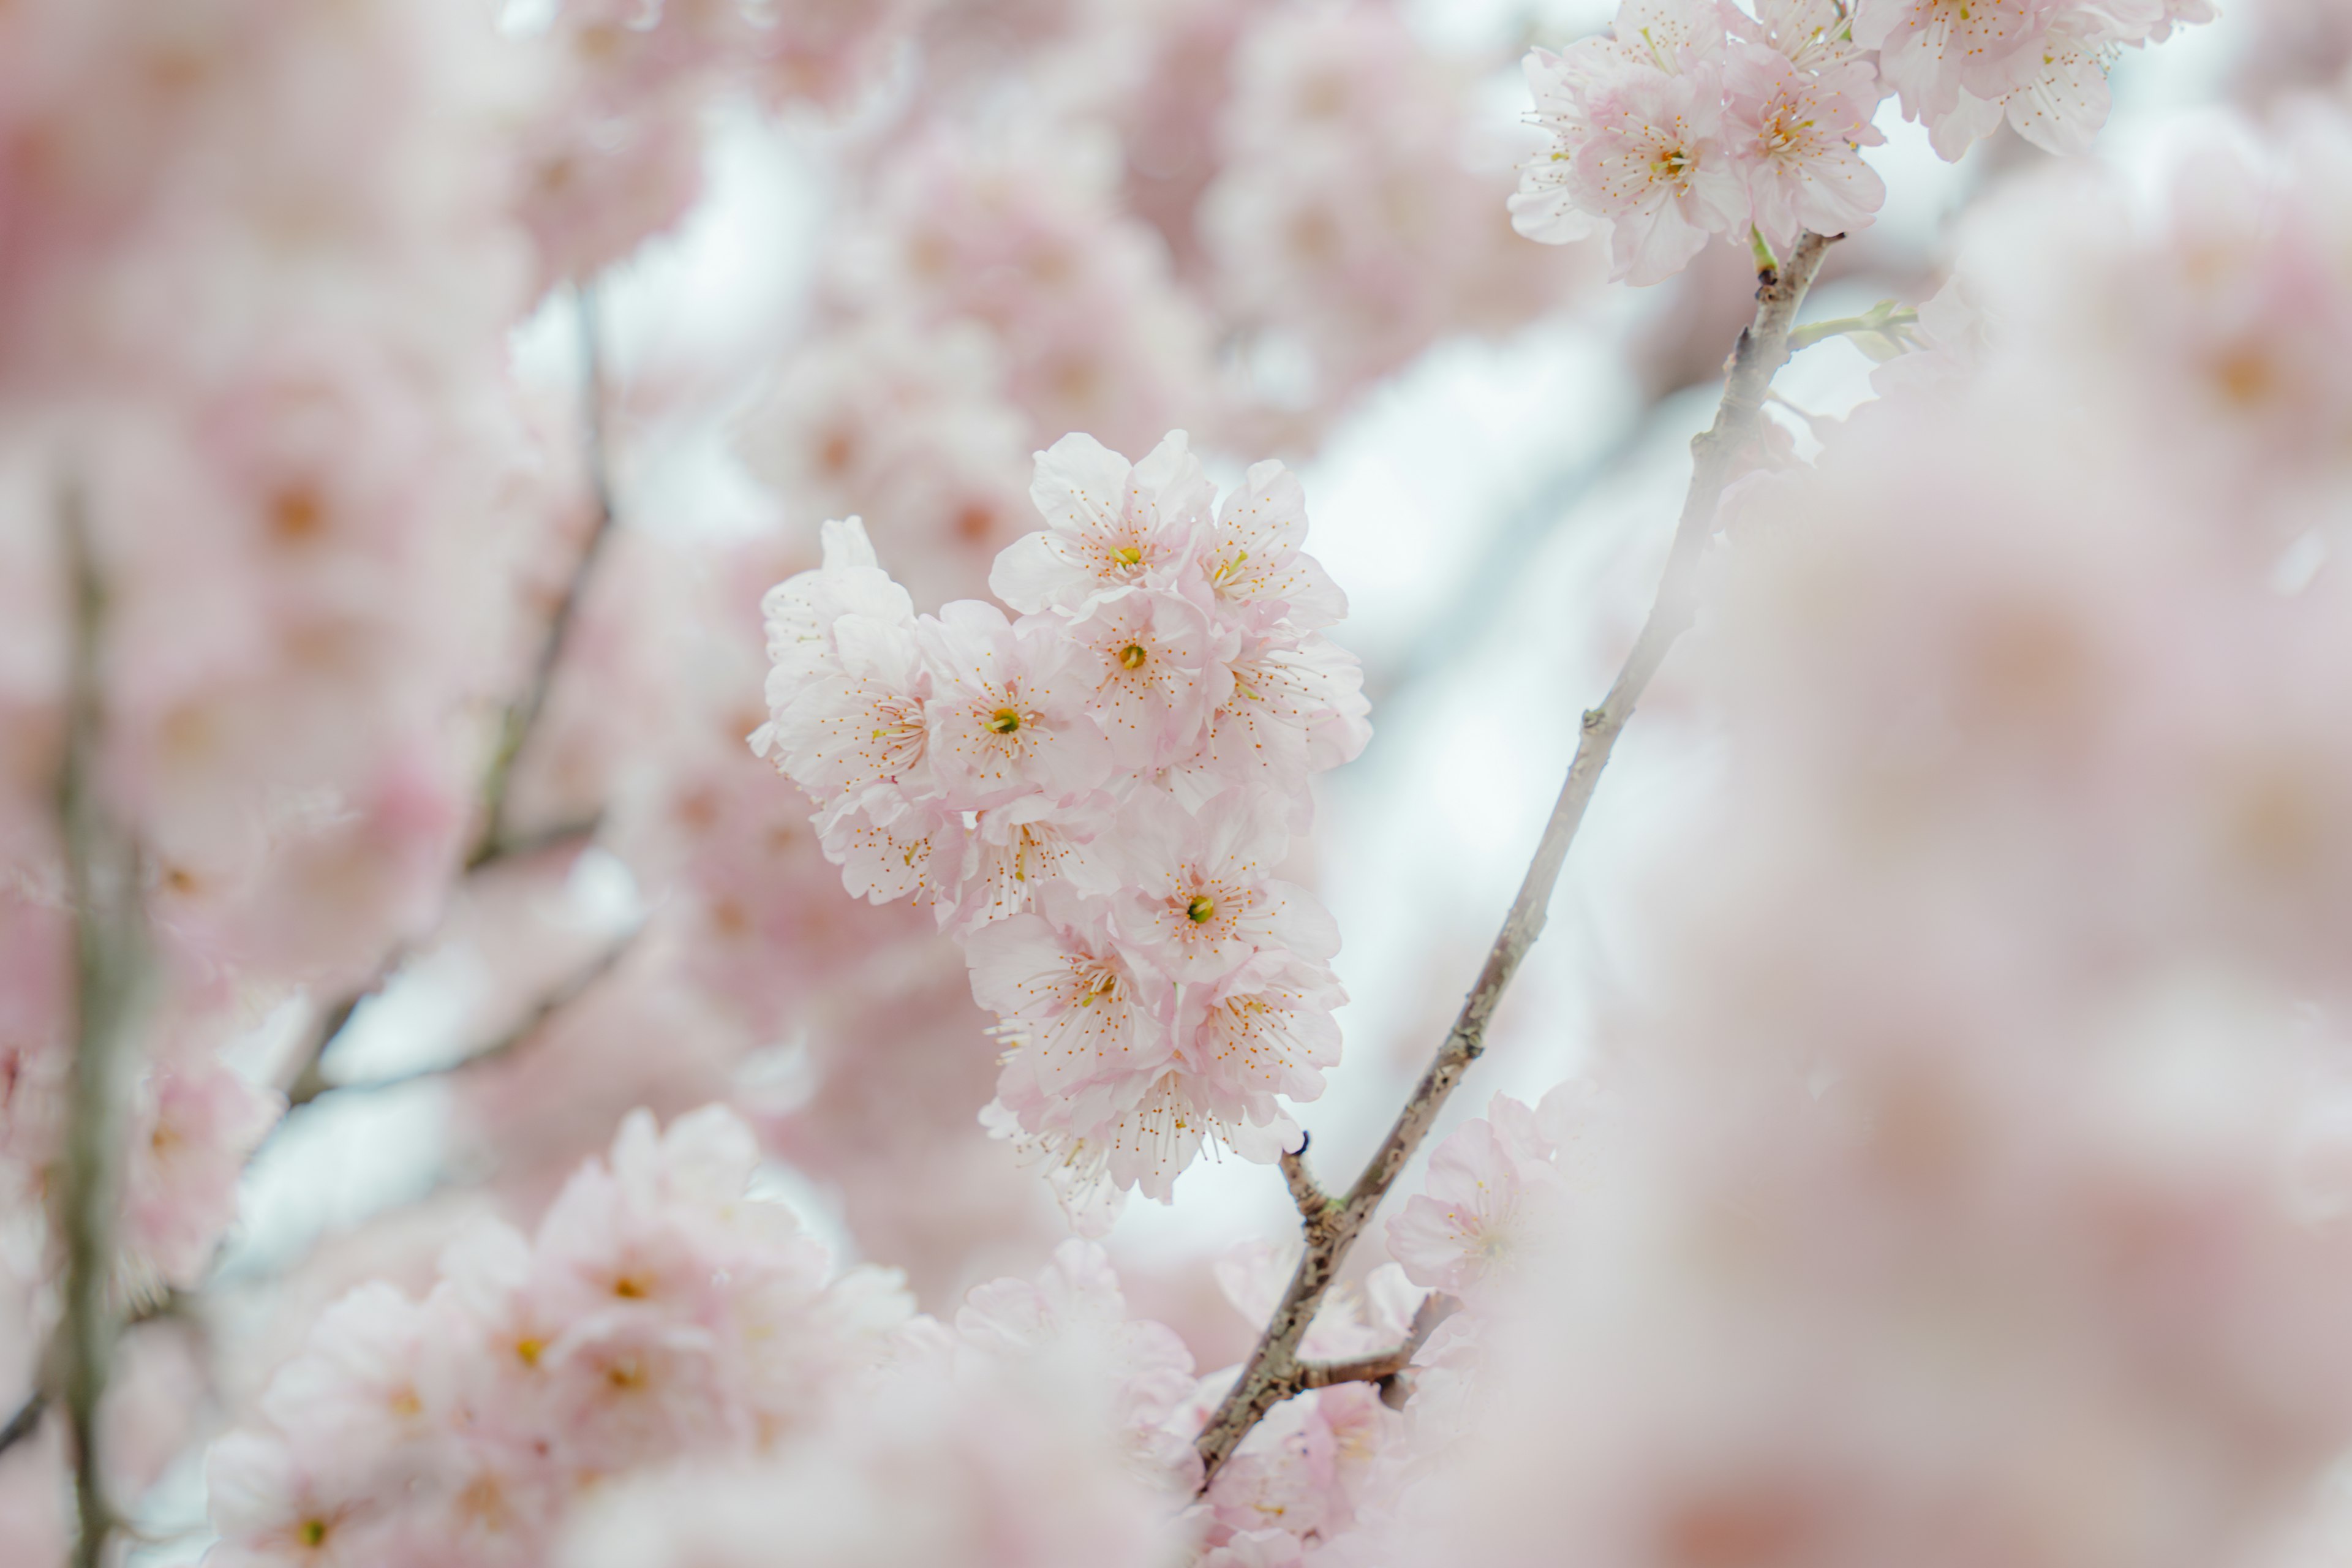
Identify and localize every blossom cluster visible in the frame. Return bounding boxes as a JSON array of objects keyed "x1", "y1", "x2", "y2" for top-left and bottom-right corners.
[
  {"x1": 755, "y1": 429, "x2": 1369, "y2": 1221},
  {"x1": 206, "y1": 1108, "x2": 913, "y2": 1566},
  {"x1": 210, "y1": 1131, "x2": 1218, "y2": 1568},
  {"x1": 1385, "y1": 127, "x2": 2352, "y2": 1568},
  {"x1": 1512, "y1": 0, "x2": 2214, "y2": 284}
]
